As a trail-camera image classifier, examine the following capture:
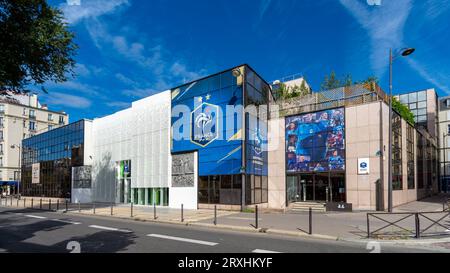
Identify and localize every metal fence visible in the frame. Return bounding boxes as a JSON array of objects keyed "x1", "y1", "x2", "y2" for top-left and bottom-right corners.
[
  {"x1": 367, "y1": 211, "x2": 450, "y2": 239},
  {"x1": 275, "y1": 83, "x2": 388, "y2": 118}
]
